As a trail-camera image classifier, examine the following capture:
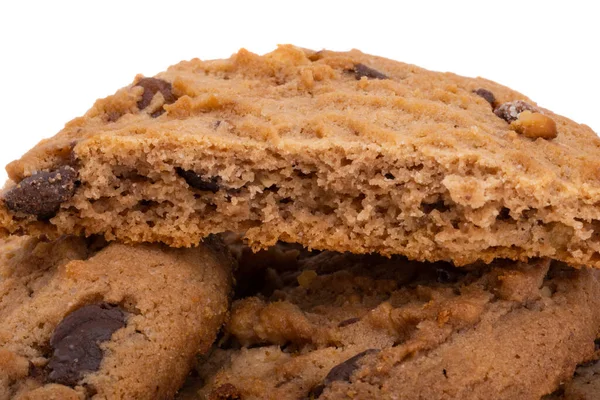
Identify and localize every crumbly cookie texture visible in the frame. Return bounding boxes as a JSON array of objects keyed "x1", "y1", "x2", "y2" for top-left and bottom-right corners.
[
  {"x1": 0, "y1": 235, "x2": 232, "y2": 400},
  {"x1": 2, "y1": 45, "x2": 600, "y2": 266},
  {"x1": 544, "y1": 357, "x2": 600, "y2": 400},
  {"x1": 194, "y1": 249, "x2": 600, "y2": 400}
]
